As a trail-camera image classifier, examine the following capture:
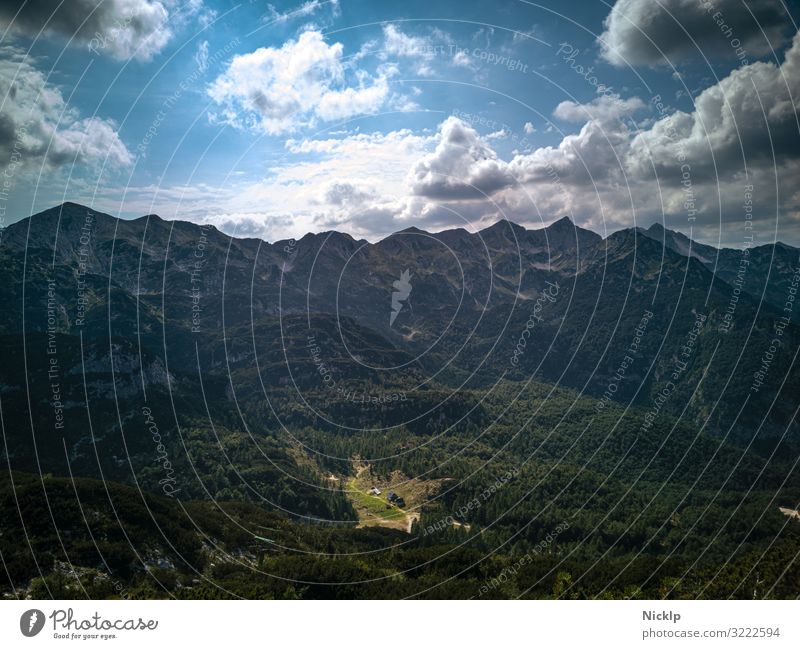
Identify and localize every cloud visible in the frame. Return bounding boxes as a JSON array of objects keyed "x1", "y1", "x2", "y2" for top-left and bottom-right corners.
[
  {"x1": 380, "y1": 24, "x2": 435, "y2": 59},
  {"x1": 486, "y1": 128, "x2": 510, "y2": 141},
  {"x1": 503, "y1": 29, "x2": 800, "y2": 197},
  {"x1": 0, "y1": 0, "x2": 202, "y2": 61},
  {"x1": 408, "y1": 116, "x2": 515, "y2": 199},
  {"x1": 452, "y1": 50, "x2": 473, "y2": 68},
  {"x1": 497, "y1": 36, "x2": 800, "y2": 239},
  {"x1": 523, "y1": 121, "x2": 536, "y2": 135},
  {"x1": 599, "y1": 0, "x2": 790, "y2": 67},
  {"x1": 322, "y1": 181, "x2": 378, "y2": 207},
  {"x1": 208, "y1": 30, "x2": 393, "y2": 134},
  {"x1": 508, "y1": 94, "x2": 644, "y2": 185},
  {"x1": 0, "y1": 48, "x2": 132, "y2": 170},
  {"x1": 315, "y1": 78, "x2": 390, "y2": 121},
  {"x1": 194, "y1": 40, "x2": 209, "y2": 72},
  {"x1": 165, "y1": 129, "x2": 433, "y2": 240},
  {"x1": 553, "y1": 95, "x2": 645, "y2": 122},
  {"x1": 117, "y1": 32, "x2": 800, "y2": 245},
  {"x1": 265, "y1": 0, "x2": 340, "y2": 24},
  {"x1": 364, "y1": 24, "x2": 443, "y2": 77},
  {"x1": 627, "y1": 31, "x2": 800, "y2": 180},
  {"x1": 400, "y1": 36, "x2": 800, "y2": 239},
  {"x1": 285, "y1": 128, "x2": 430, "y2": 157}
]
